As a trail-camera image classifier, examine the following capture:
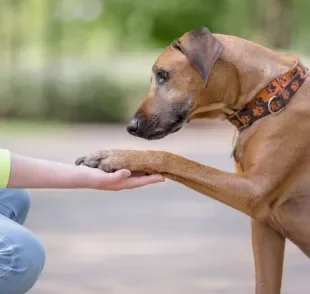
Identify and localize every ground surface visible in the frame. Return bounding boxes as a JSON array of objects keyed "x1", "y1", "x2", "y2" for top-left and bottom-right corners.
[{"x1": 2, "y1": 121, "x2": 309, "y2": 294}]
